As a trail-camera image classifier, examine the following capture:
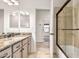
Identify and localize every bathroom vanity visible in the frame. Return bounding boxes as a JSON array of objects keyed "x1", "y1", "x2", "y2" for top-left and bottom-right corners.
[
  {"x1": 0, "y1": 0, "x2": 31, "y2": 58},
  {"x1": 0, "y1": 33, "x2": 32, "y2": 58}
]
